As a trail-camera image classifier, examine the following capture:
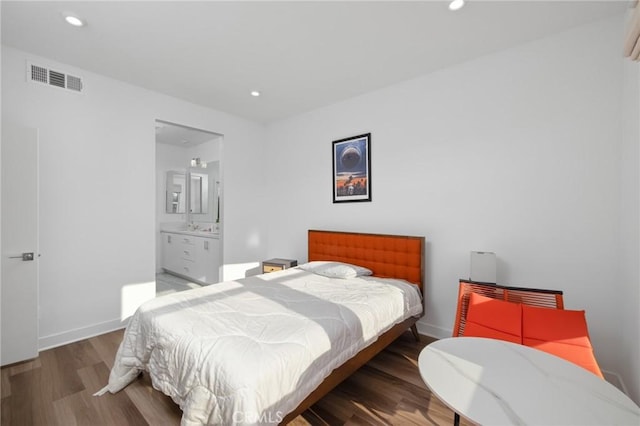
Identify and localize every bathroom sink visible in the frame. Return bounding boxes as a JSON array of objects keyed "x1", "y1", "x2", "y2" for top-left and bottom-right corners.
[{"x1": 160, "y1": 229, "x2": 219, "y2": 238}]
